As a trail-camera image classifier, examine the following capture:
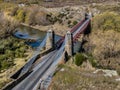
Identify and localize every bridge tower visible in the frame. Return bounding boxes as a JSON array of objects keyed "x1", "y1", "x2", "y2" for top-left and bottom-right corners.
[
  {"x1": 65, "y1": 31, "x2": 73, "y2": 56},
  {"x1": 46, "y1": 29, "x2": 55, "y2": 49},
  {"x1": 85, "y1": 12, "x2": 92, "y2": 20},
  {"x1": 84, "y1": 12, "x2": 92, "y2": 35}
]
